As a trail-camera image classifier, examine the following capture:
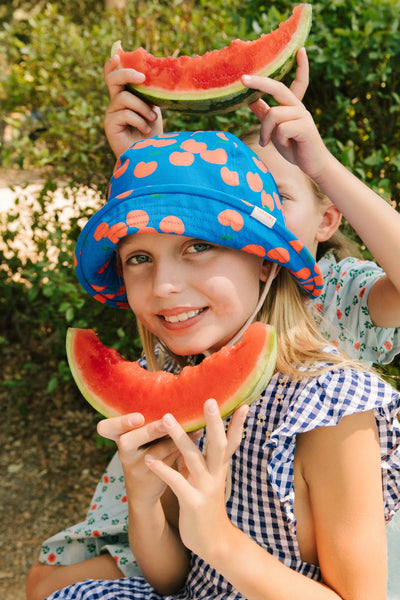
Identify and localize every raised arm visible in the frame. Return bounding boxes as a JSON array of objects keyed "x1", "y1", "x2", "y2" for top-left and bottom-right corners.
[{"x1": 243, "y1": 66, "x2": 400, "y2": 328}]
